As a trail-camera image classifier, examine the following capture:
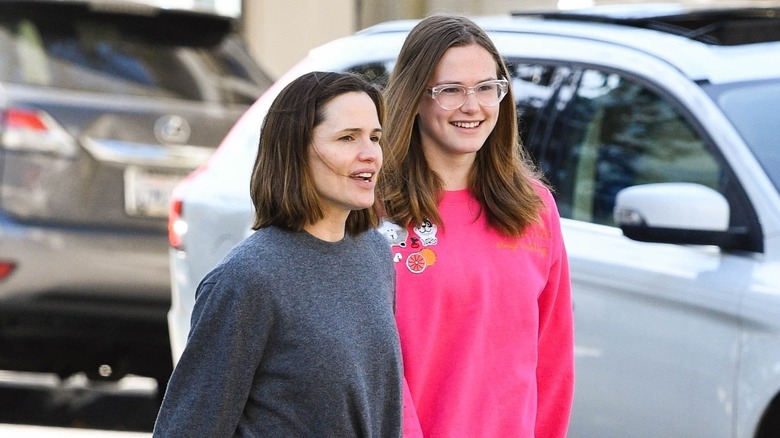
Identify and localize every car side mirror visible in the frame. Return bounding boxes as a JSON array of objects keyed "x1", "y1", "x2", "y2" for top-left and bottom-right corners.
[{"x1": 613, "y1": 183, "x2": 747, "y2": 249}]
